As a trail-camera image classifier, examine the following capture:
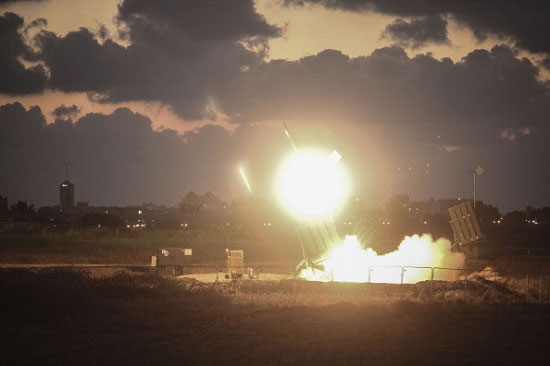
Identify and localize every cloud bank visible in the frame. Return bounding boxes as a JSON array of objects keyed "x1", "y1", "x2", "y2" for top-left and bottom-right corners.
[
  {"x1": 382, "y1": 15, "x2": 449, "y2": 49},
  {"x1": 0, "y1": 0, "x2": 549, "y2": 211},
  {"x1": 284, "y1": 0, "x2": 550, "y2": 54}
]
